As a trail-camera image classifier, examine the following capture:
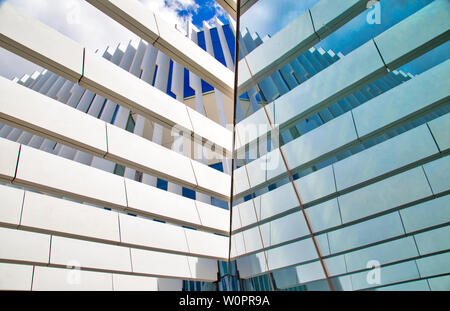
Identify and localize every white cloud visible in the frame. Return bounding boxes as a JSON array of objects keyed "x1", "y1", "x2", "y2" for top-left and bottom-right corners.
[
  {"x1": 203, "y1": 0, "x2": 229, "y2": 27},
  {"x1": 5, "y1": 0, "x2": 139, "y2": 52},
  {"x1": 141, "y1": 0, "x2": 199, "y2": 32}
]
